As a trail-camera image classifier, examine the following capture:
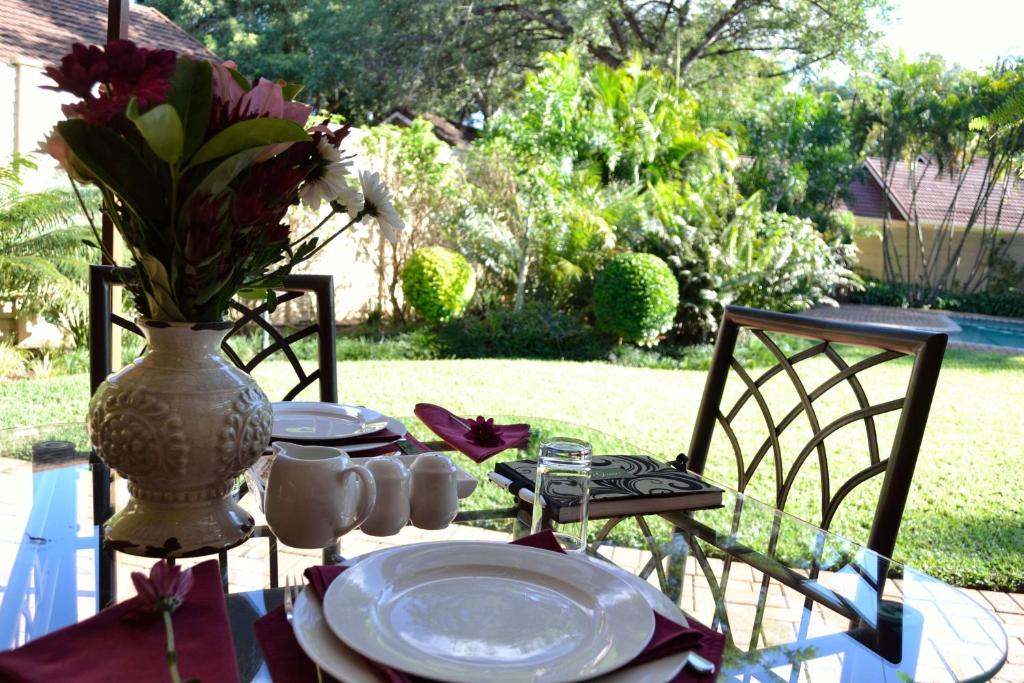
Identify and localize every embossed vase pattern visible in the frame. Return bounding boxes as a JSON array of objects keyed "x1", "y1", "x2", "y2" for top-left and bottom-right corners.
[{"x1": 88, "y1": 320, "x2": 272, "y2": 557}]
